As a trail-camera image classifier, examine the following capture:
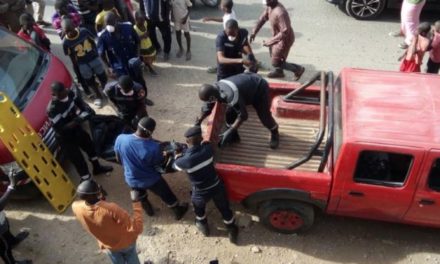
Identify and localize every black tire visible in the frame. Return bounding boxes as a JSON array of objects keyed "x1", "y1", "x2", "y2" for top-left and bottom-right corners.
[
  {"x1": 345, "y1": 0, "x2": 386, "y2": 20},
  {"x1": 338, "y1": 0, "x2": 347, "y2": 13},
  {"x1": 258, "y1": 200, "x2": 314, "y2": 234},
  {"x1": 200, "y1": 0, "x2": 220, "y2": 8}
]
